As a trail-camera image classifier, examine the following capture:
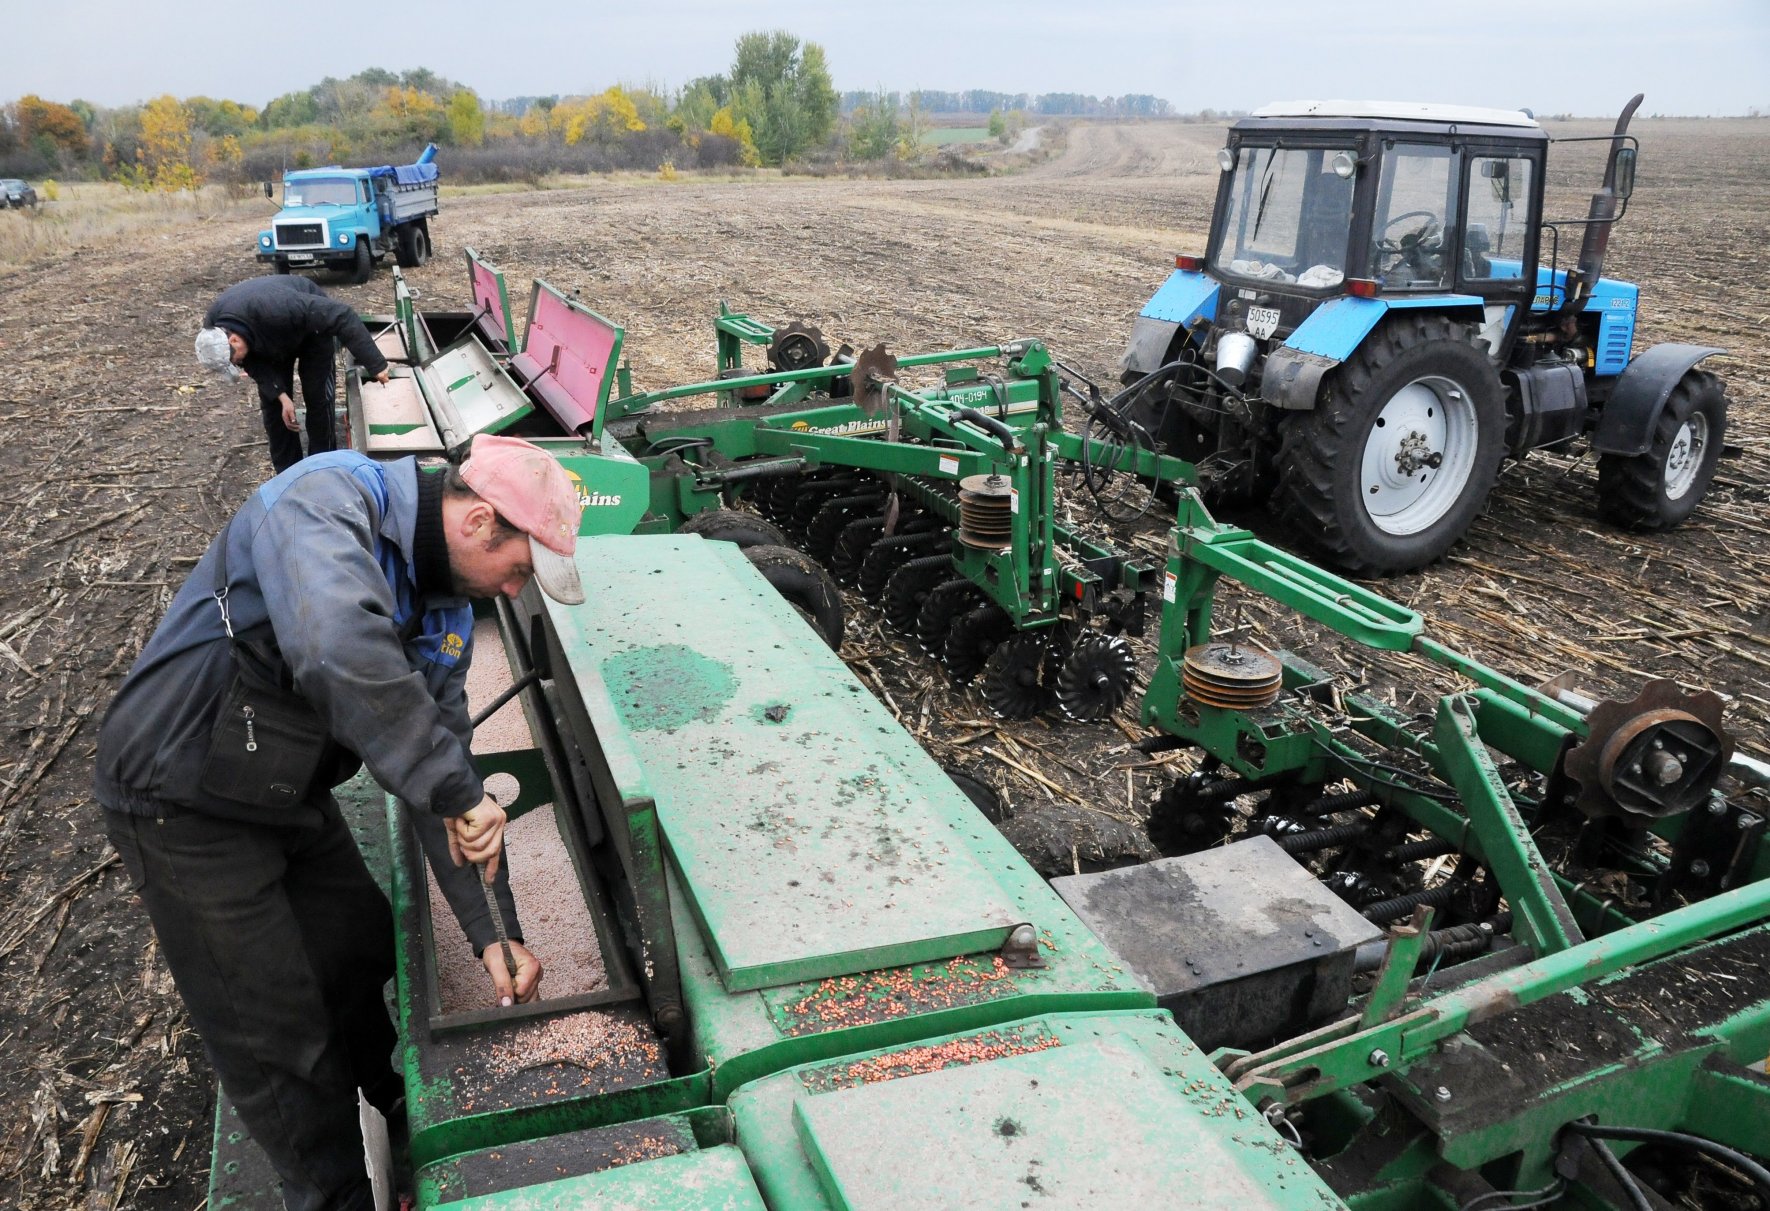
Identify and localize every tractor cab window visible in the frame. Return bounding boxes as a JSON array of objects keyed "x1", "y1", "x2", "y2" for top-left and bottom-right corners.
[
  {"x1": 1462, "y1": 155, "x2": 1534, "y2": 282},
  {"x1": 283, "y1": 178, "x2": 358, "y2": 207},
  {"x1": 1212, "y1": 145, "x2": 1356, "y2": 289},
  {"x1": 1369, "y1": 143, "x2": 1458, "y2": 289}
]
